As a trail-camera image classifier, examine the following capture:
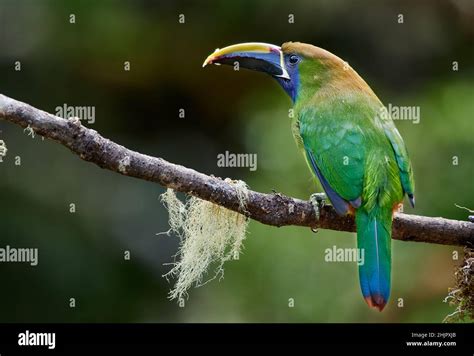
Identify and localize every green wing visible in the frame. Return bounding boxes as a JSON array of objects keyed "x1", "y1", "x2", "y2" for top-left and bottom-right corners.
[
  {"x1": 297, "y1": 98, "x2": 414, "y2": 214},
  {"x1": 298, "y1": 106, "x2": 366, "y2": 214},
  {"x1": 378, "y1": 115, "x2": 415, "y2": 205}
]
